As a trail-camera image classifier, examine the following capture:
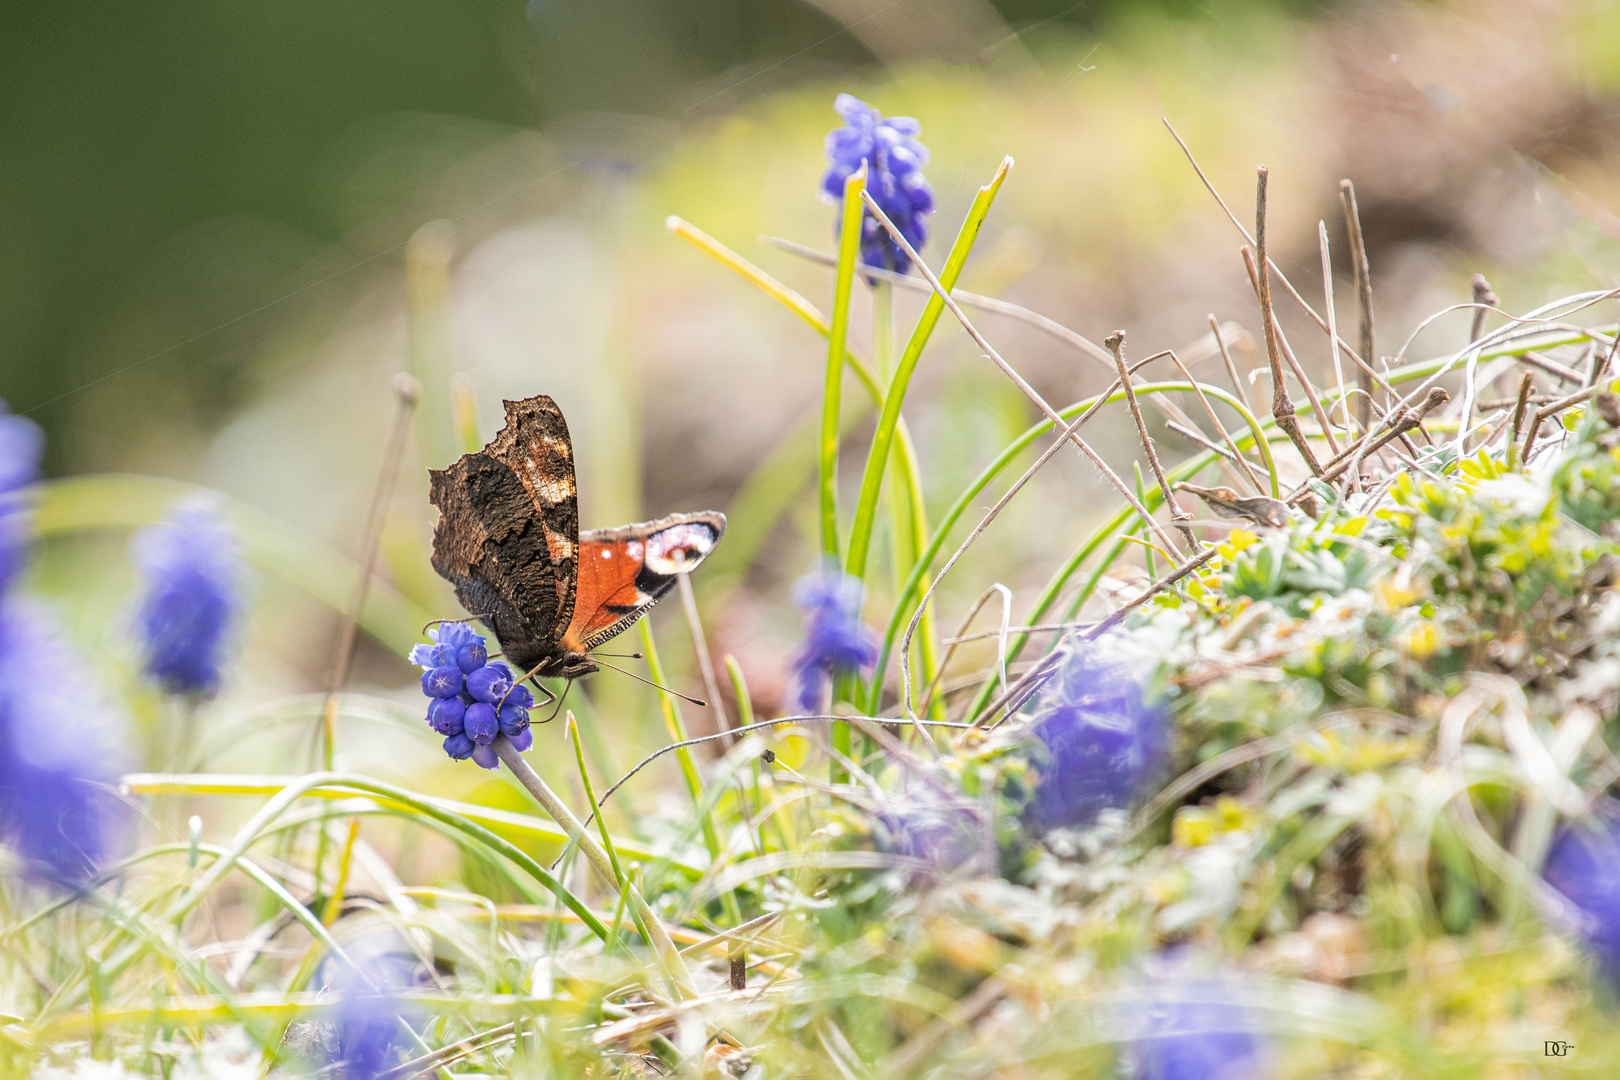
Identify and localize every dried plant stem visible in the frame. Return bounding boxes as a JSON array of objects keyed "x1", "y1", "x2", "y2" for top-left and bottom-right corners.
[
  {"x1": 677, "y1": 573, "x2": 731, "y2": 747},
  {"x1": 1519, "y1": 350, "x2": 1583, "y2": 385},
  {"x1": 1292, "y1": 387, "x2": 1450, "y2": 498},
  {"x1": 1253, "y1": 168, "x2": 1323, "y2": 476},
  {"x1": 321, "y1": 373, "x2": 419, "y2": 768},
  {"x1": 491, "y1": 736, "x2": 694, "y2": 993},
  {"x1": 1106, "y1": 331, "x2": 1197, "y2": 552},
  {"x1": 1210, "y1": 315, "x2": 1252, "y2": 413},
  {"x1": 761, "y1": 235, "x2": 1116, "y2": 370},
  {"x1": 857, "y1": 189, "x2": 1180, "y2": 558},
  {"x1": 1164, "y1": 120, "x2": 1377, "y2": 395},
  {"x1": 1160, "y1": 350, "x2": 1265, "y2": 493},
  {"x1": 1535, "y1": 383, "x2": 1610, "y2": 423},
  {"x1": 1508, "y1": 372, "x2": 1535, "y2": 470},
  {"x1": 1471, "y1": 274, "x2": 1499, "y2": 346},
  {"x1": 1340, "y1": 179, "x2": 1377, "y2": 430},
  {"x1": 1084, "y1": 546, "x2": 1223, "y2": 640},
  {"x1": 898, "y1": 406, "x2": 1093, "y2": 727},
  {"x1": 1594, "y1": 318, "x2": 1620, "y2": 385},
  {"x1": 1319, "y1": 221, "x2": 1351, "y2": 438}
]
